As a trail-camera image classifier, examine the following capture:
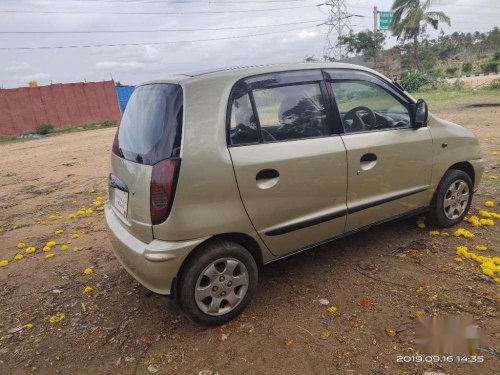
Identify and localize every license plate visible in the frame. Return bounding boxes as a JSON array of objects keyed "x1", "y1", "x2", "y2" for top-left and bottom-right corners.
[{"x1": 113, "y1": 188, "x2": 128, "y2": 217}]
